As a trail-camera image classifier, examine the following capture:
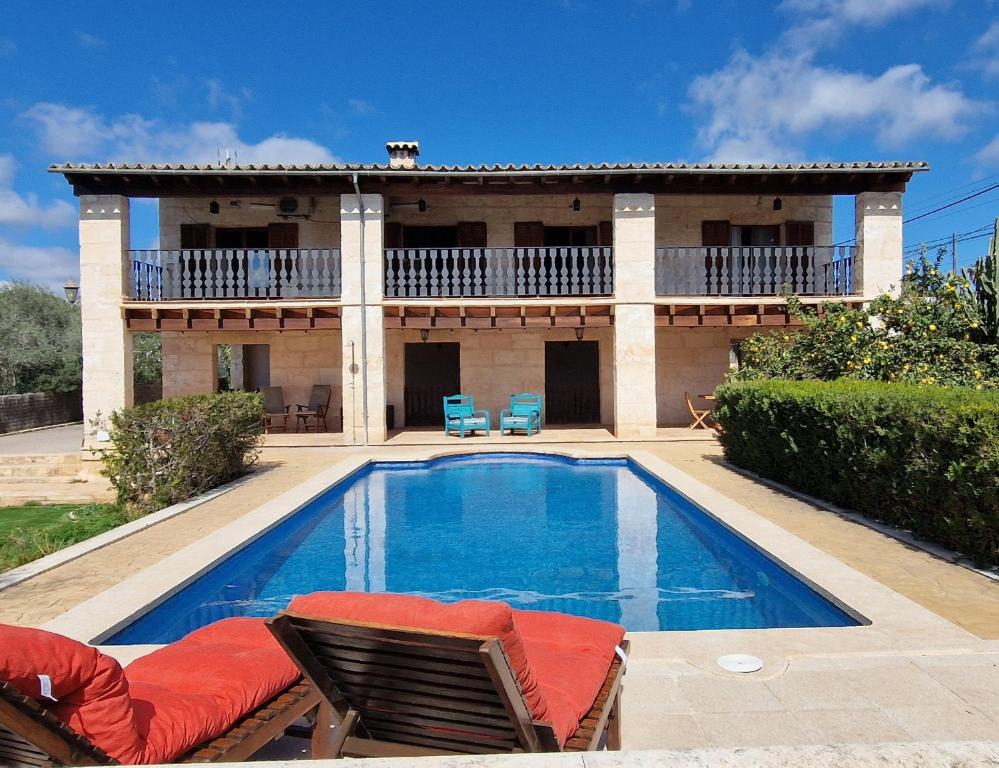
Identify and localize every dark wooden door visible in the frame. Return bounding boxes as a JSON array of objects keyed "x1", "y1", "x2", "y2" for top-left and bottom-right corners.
[
  {"x1": 545, "y1": 341, "x2": 600, "y2": 424},
  {"x1": 404, "y1": 343, "x2": 460, "y2": 426}
]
